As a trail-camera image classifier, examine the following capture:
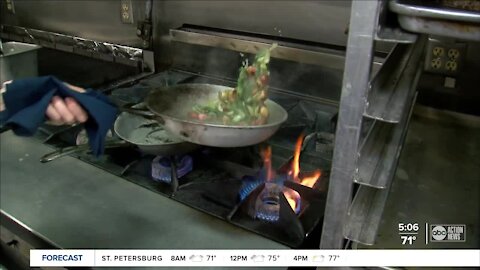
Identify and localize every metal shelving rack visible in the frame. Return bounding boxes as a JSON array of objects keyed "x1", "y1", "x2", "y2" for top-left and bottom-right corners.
[{"x1": 320, "y1": 0, "x2": 426, "y2": 249}]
